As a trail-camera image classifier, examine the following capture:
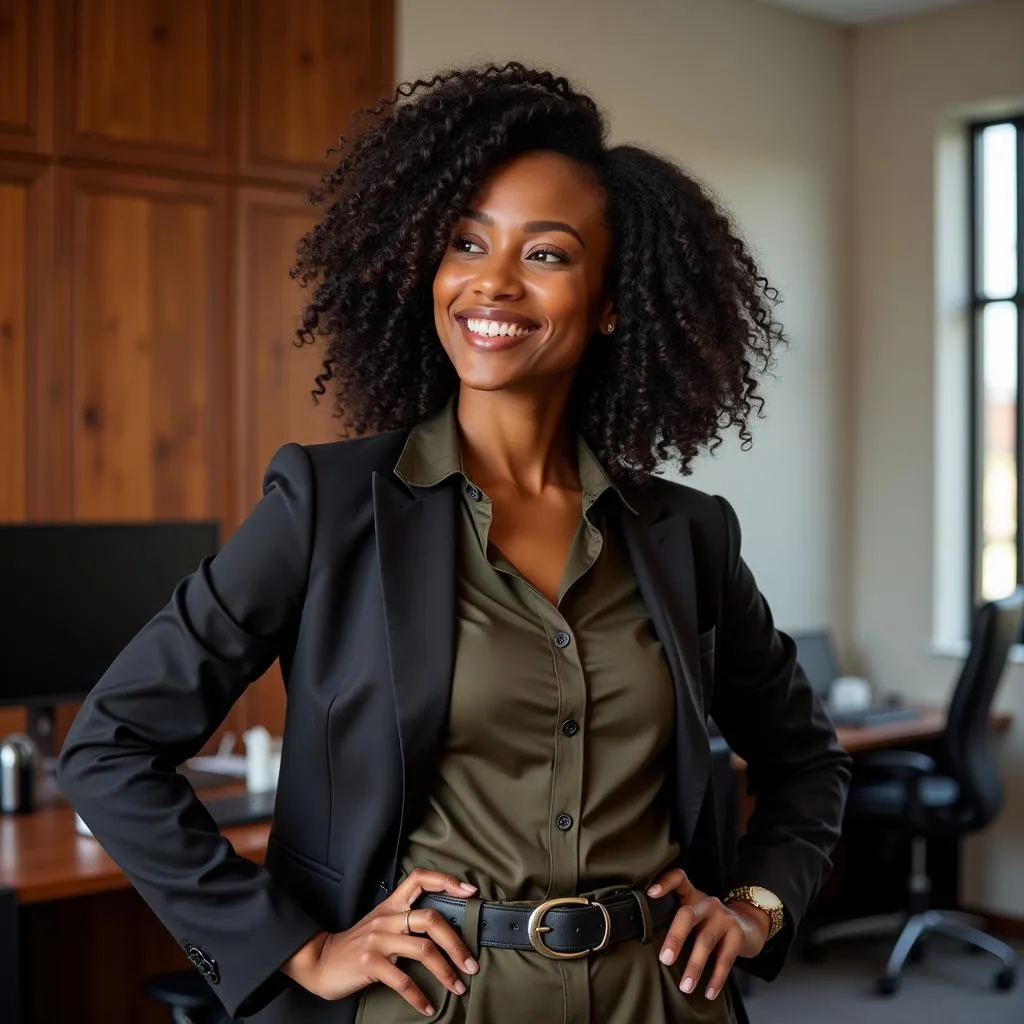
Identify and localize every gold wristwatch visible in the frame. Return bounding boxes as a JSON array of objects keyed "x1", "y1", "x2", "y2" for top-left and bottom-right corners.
[{"x1": 725, "y1": 886, "x2": 785, "y2": 942}]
